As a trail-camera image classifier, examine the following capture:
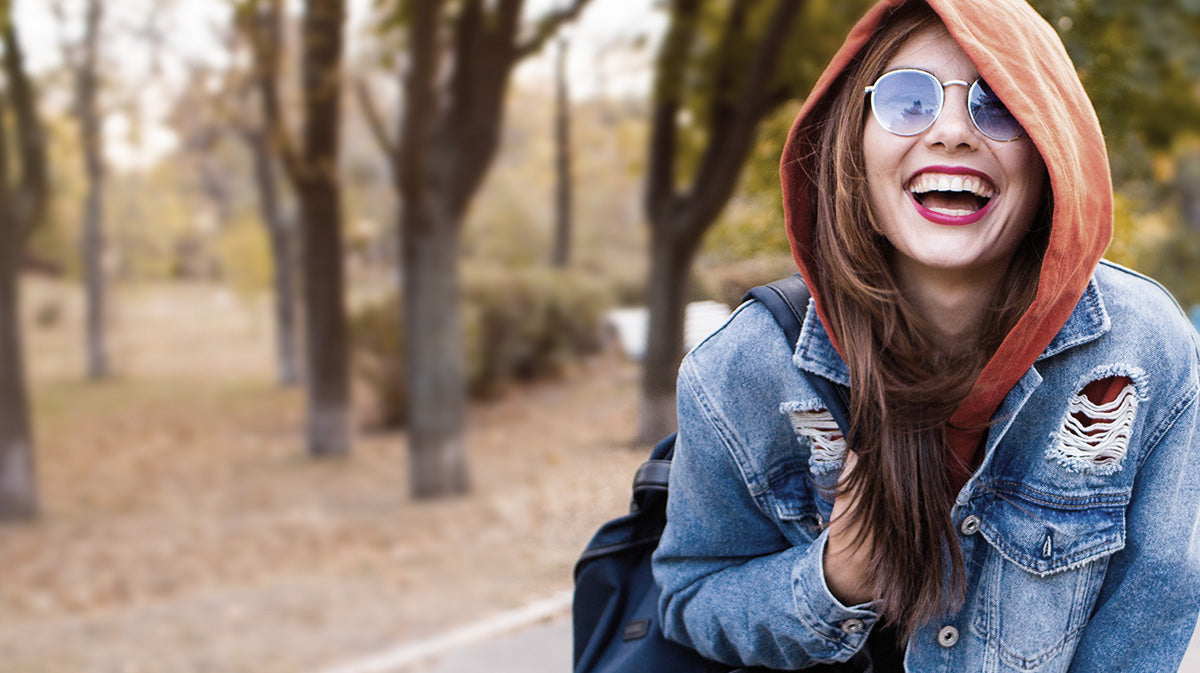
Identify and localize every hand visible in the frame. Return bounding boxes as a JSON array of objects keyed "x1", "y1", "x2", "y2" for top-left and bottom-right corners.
[{"x1": 822, "y1": 450, "x2": 878, "y2": 606}]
